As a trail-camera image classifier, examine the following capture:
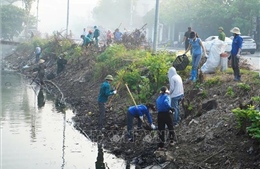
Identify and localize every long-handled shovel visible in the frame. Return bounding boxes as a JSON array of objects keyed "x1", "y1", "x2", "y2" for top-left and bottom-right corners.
[
  {"x1": 107, "y1": 68, "x2": 128, "y2": 109},
  {"x1": 125, "y1": 83, "x2": 151, "y2": 130}
]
